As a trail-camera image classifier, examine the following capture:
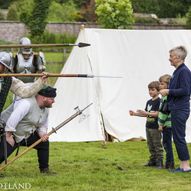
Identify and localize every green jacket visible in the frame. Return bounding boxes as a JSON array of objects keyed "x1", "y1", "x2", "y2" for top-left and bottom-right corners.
[{"x1": 158, "y1": 96, "x2": 171, "y2": 128}]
